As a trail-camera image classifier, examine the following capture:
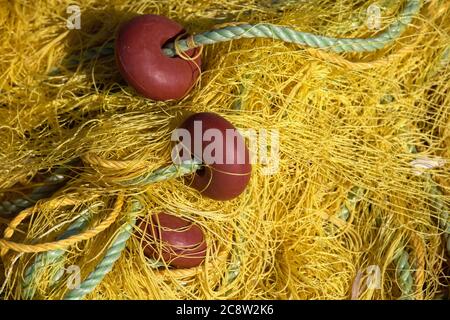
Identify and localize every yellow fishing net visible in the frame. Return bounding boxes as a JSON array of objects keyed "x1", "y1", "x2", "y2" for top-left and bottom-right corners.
[{"x1": 0, "y1": 0, "x2": 449, "y2": 300}]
